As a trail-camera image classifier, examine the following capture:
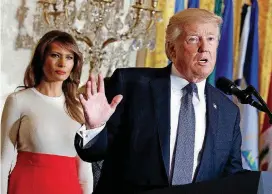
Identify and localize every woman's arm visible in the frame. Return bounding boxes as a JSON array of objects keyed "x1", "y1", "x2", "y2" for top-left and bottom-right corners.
[
  {"x1": 76, "y1": 156, "x2": 94, "y2": 194},
  {"x1": 1, "y1": 93, "x2": 21, "y2": 194}
]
